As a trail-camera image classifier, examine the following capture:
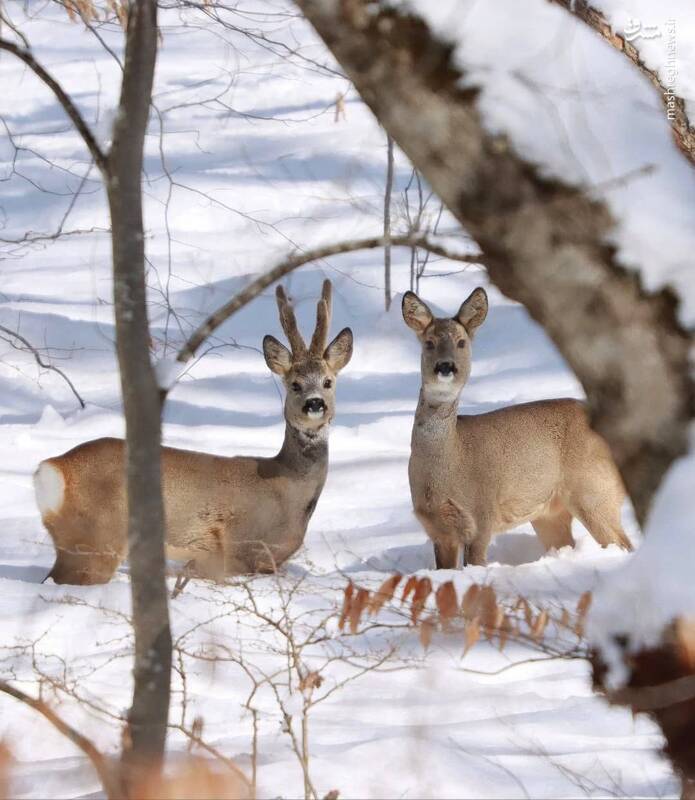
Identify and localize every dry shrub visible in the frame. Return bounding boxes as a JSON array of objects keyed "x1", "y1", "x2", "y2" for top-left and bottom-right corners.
[
  {"x1": 62, "y1": 0, "x2": 128, "y2": 27},
  {"x1": 135, "y1": 756, "x2": 251, "y2": 800},
  {"x1": 339, "y1": 575, "x2": 592, "y2": 657}
]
